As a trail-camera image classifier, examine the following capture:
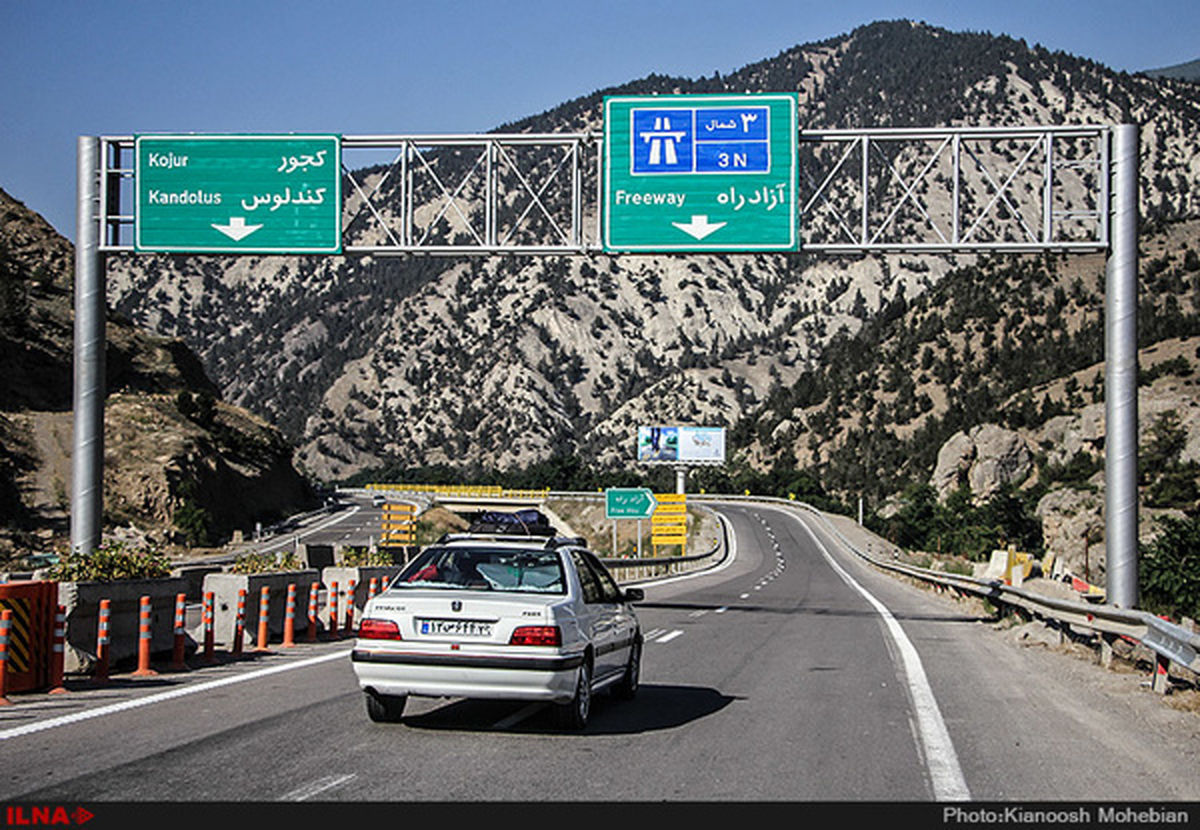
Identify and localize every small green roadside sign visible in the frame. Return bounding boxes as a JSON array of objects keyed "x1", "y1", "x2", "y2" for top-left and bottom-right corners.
[
  {"x1": 606, "y1": 488, "x2": 658, "y2": 520},
  {"x1": 135, "y1": 134, "x2": 341, "y2": 254},
  {"x1": 603, "y1": 94, "x2": 798, "y2": 252}
]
